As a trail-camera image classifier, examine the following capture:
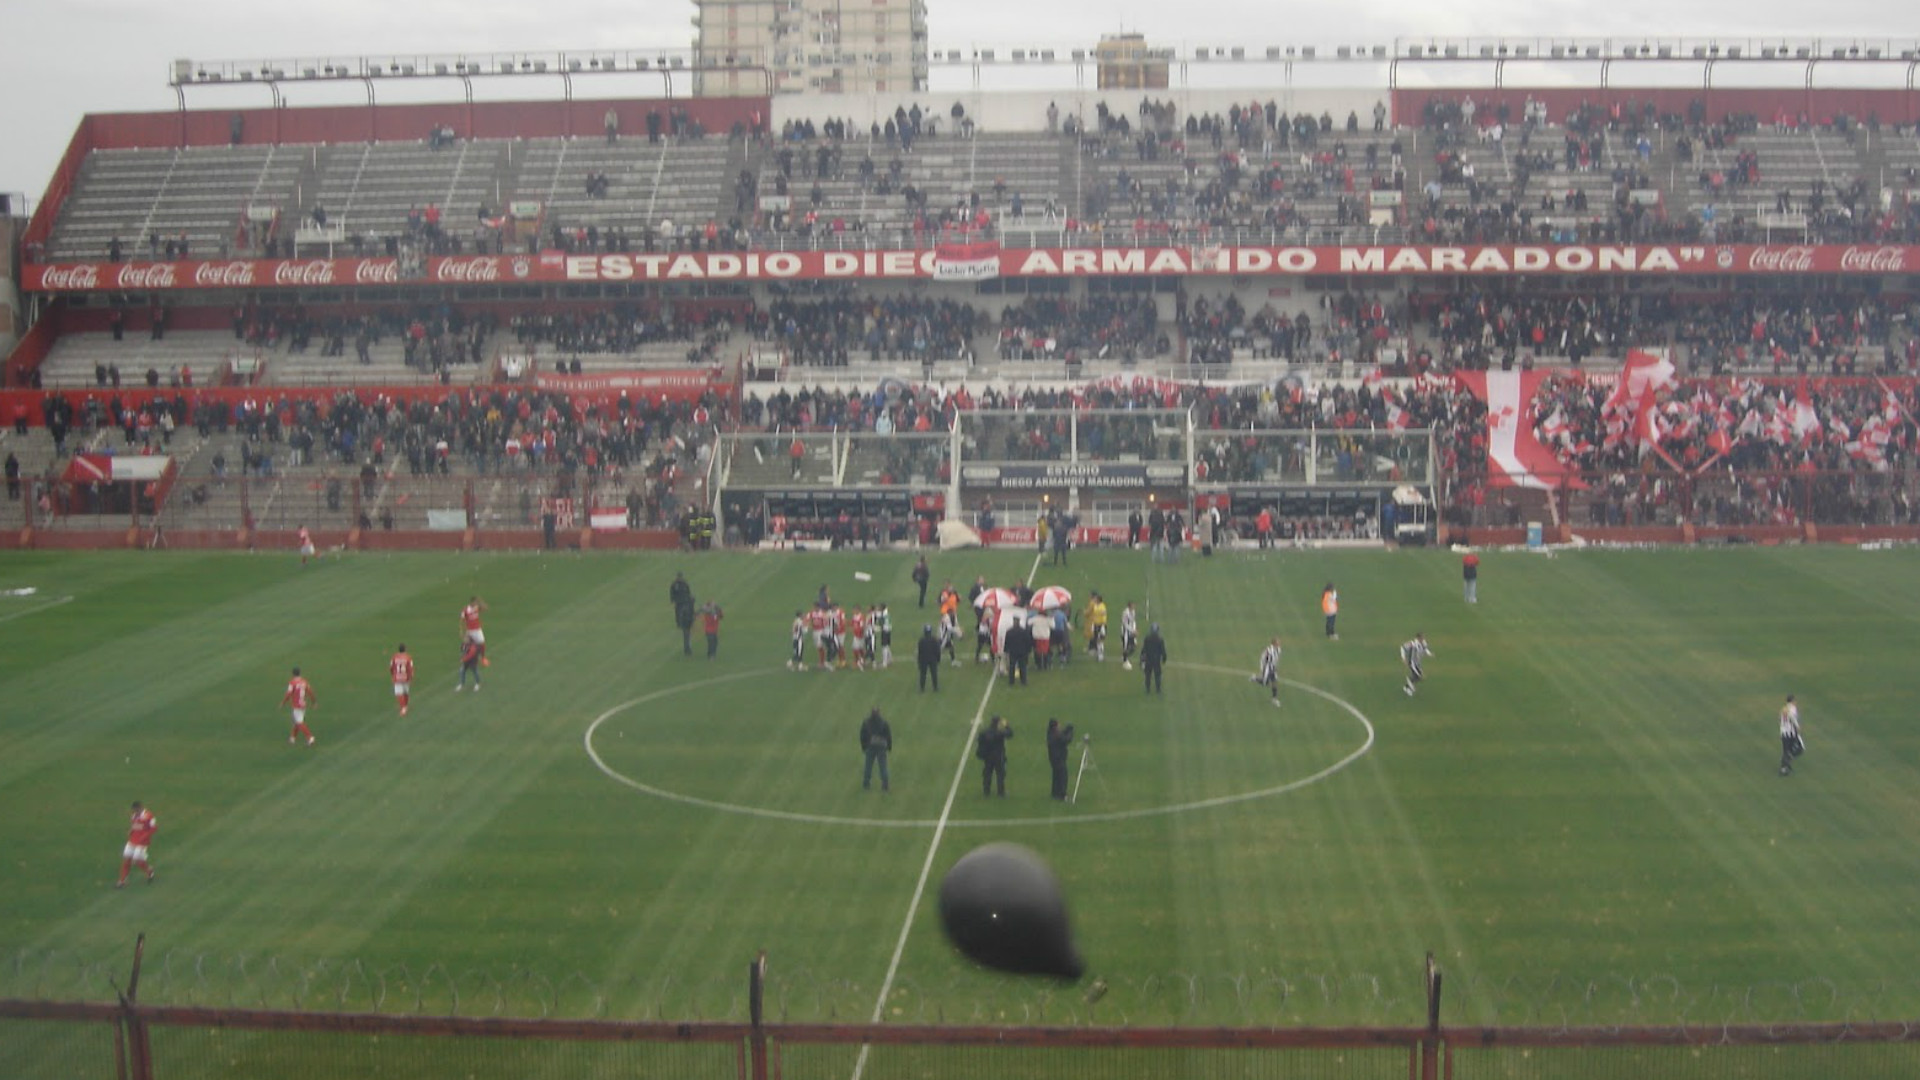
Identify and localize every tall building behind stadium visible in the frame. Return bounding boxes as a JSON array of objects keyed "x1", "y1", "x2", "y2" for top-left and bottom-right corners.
[{"x1": 694, "y1": 0, "x2": 931, "y2": 95}]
